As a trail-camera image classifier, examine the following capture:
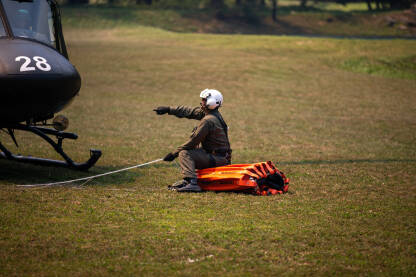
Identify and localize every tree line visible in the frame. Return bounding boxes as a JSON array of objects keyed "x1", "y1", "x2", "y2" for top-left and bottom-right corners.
[
  {"x1": 310, "y1": 0, "x2": 416, "y2": 10},
  {"x1": 133, "y1": 0, "x2": 416, "y2": 9},
  {"x1": 67, "y1": 0, "x2": 416, "y2": 22}
]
